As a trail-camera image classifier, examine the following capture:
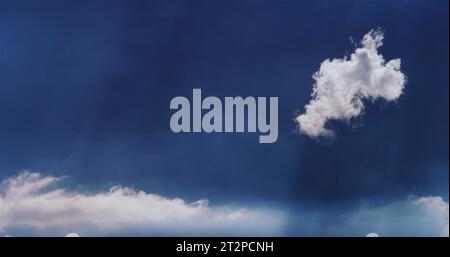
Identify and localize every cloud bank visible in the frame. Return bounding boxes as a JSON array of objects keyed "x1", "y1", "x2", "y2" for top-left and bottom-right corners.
[
  {"x1": 344, "y1": 196, "x2": 449, "y2": 237},
  {"x1": 0, "y1": 171, "x2": 285, "y2": 236},
  {"x1": 296, "y1": 29, "x2": 406, "y2": 137},
  {"x1": 1, "y1": 172, "x2": 446, "y2": 236}
]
